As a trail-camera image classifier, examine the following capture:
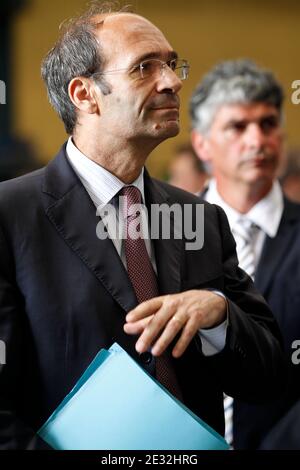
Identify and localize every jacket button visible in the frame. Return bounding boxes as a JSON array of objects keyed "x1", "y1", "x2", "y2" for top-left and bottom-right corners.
[{"x1": 140, "y1": 352, "x2": 153, "y2": 364}]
